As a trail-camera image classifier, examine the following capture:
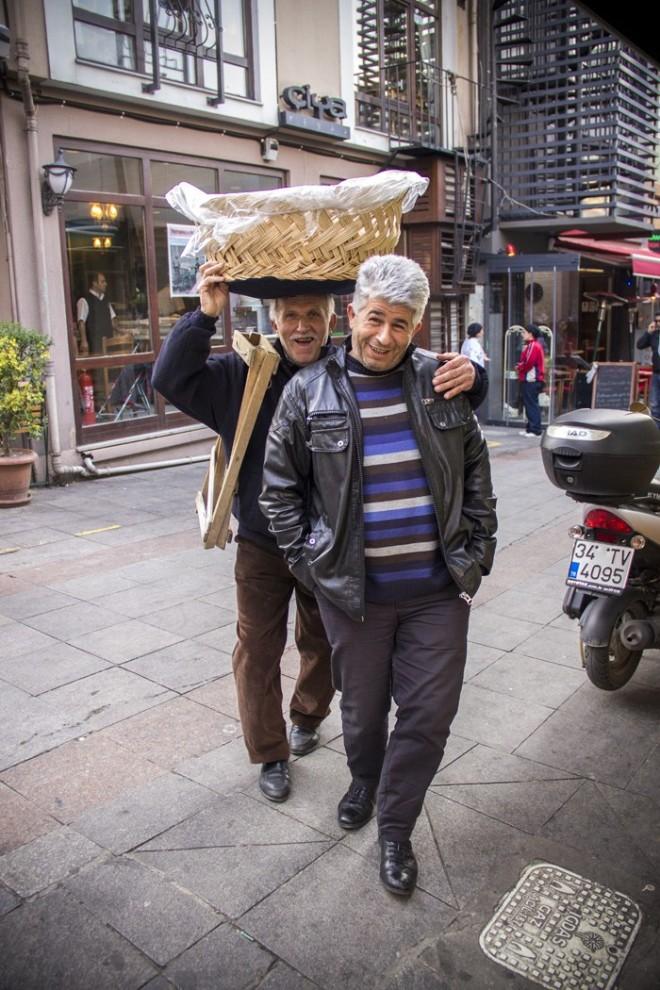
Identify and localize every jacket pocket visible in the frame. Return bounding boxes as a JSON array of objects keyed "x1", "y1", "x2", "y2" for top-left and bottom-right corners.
[
  {"x1": 303, "y1": 517, "x2": 334, "y2": 568},
  {"x1": 424, "y1": 399, "x2": 473, "y2": 431},
  {"x1": 307, "y1": 412, "x2": 349, "y2": 453}
]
